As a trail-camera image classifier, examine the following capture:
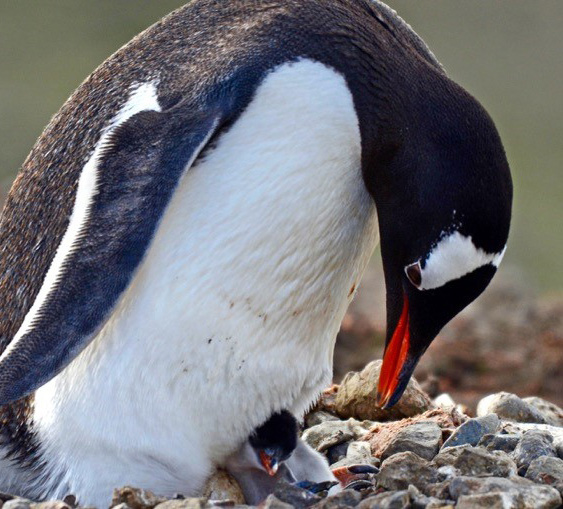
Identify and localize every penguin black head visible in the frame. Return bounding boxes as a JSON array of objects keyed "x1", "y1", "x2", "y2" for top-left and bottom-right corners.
[
  {"x1": 248, "y1": 410, "x2": 299, "y2": 476},
  {"x1": 362, "y1": 66, "x2": 513, "y2": 408}
]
